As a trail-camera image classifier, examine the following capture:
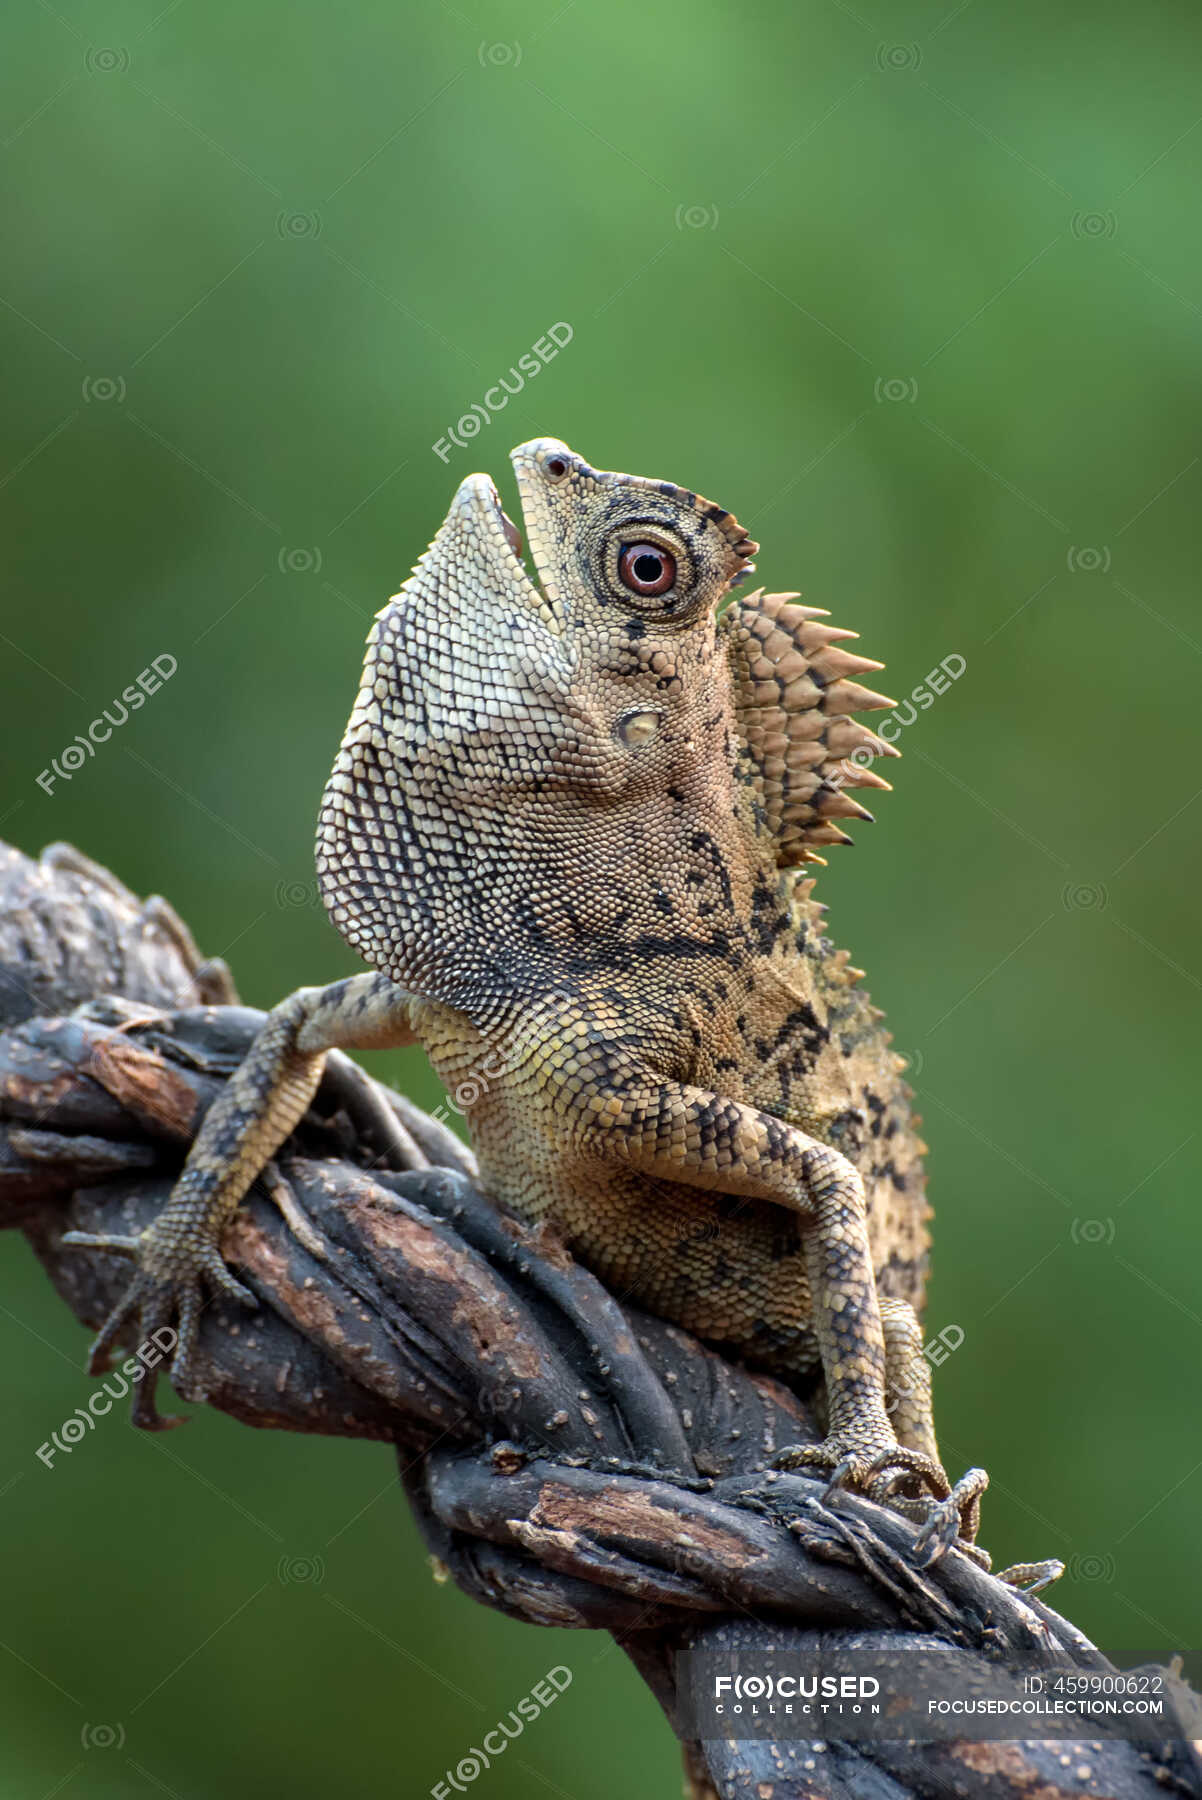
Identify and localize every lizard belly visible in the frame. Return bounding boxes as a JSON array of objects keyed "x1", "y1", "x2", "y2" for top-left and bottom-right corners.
[{"x1": 414, "y1": 987, "x2": 926, "y2": 1363}]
